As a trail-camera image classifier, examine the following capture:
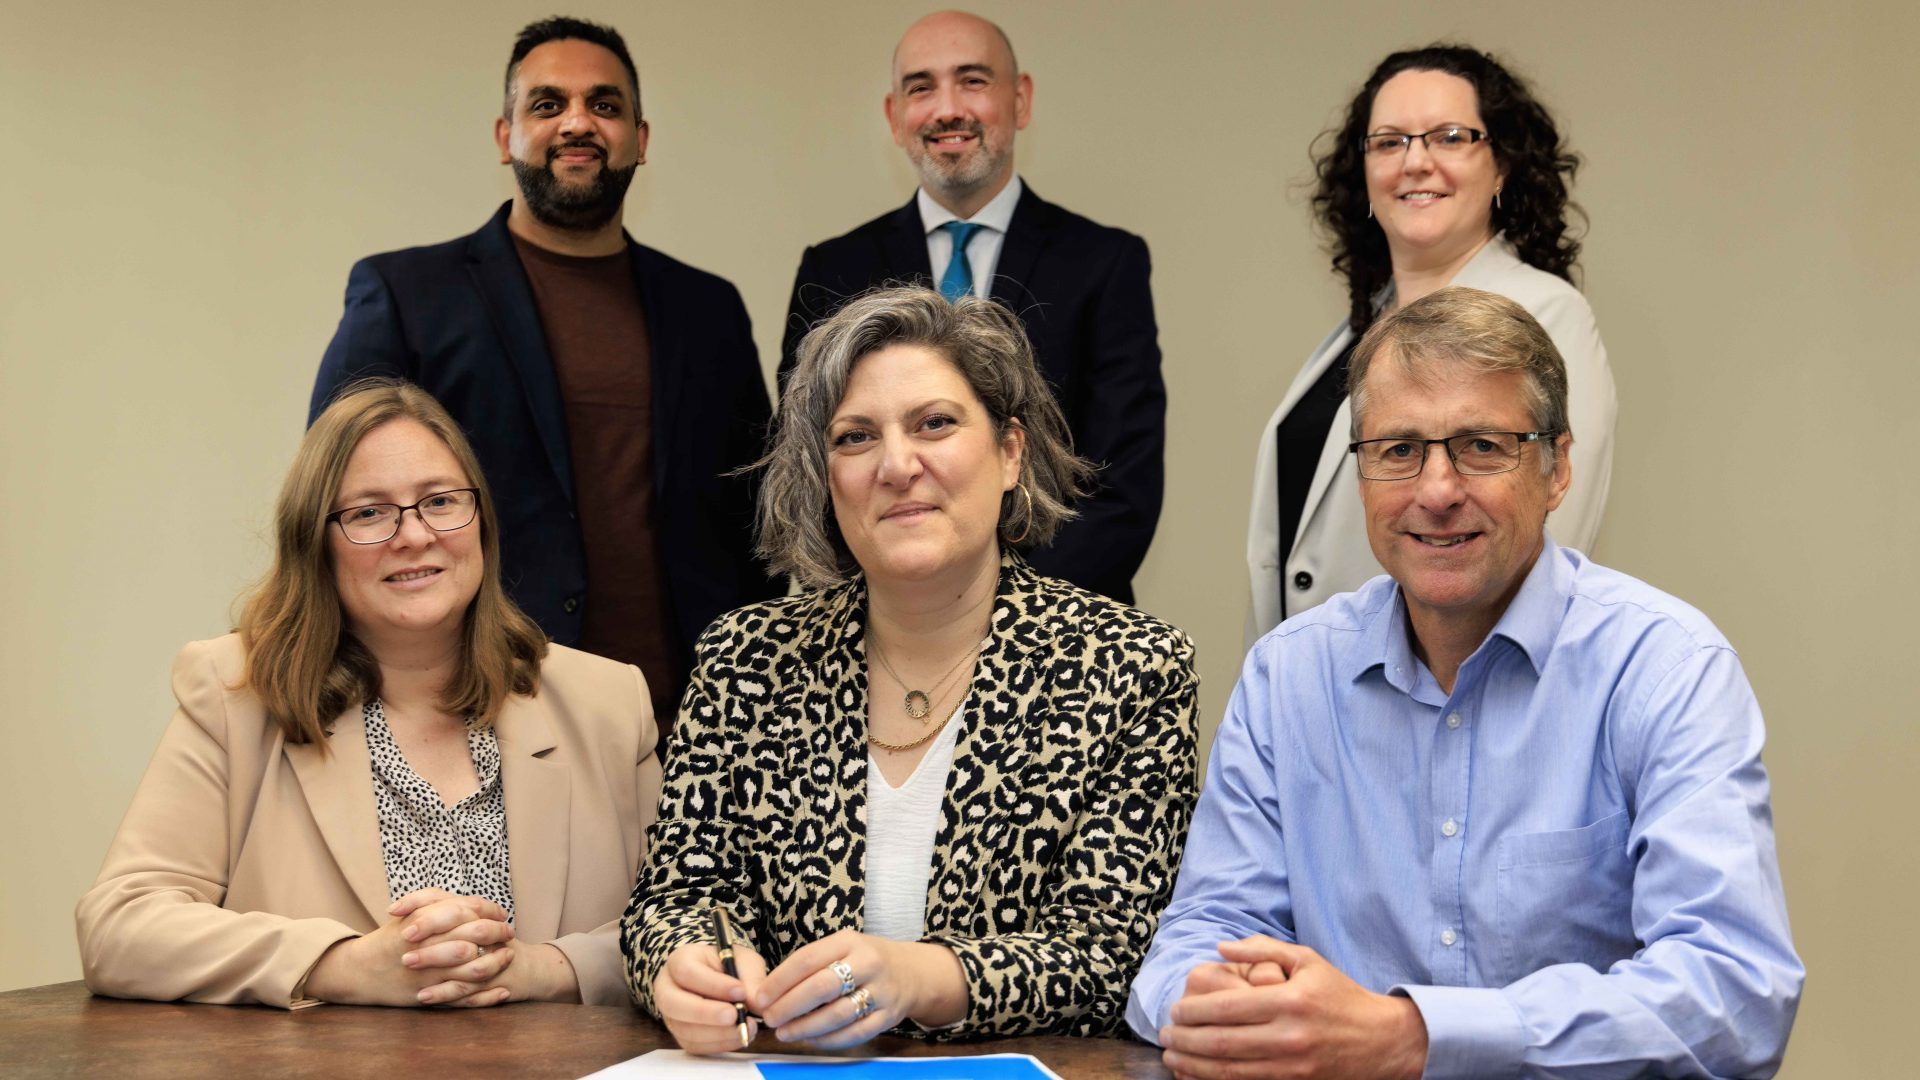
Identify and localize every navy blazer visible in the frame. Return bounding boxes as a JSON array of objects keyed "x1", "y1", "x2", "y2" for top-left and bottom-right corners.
[
  {"x1": 313, "y1": 203, "x2": 779, "y2": 665},
  {"x1": 780, "y1": 185, "x2": 1165, "y2": 604}
]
